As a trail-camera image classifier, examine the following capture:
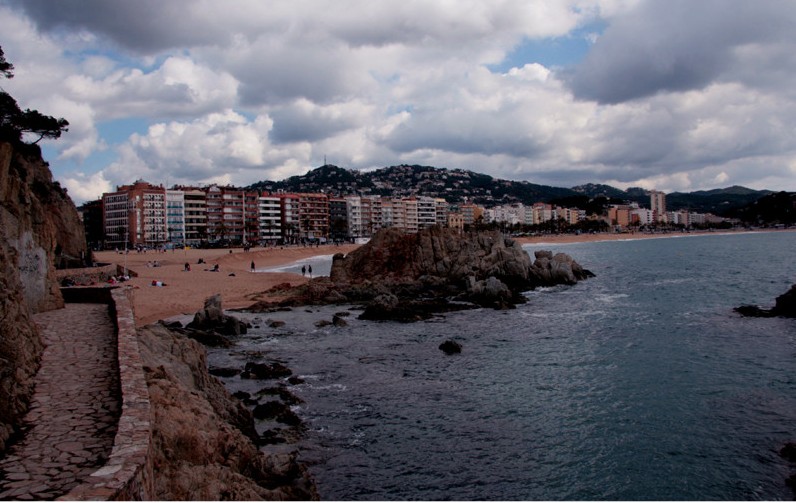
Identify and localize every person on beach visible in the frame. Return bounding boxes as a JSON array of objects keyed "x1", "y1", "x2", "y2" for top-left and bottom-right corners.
[
  {"x1": 301, "y1": 265, "x2": 306, "y2": 276},
  {"x1": 308, "y1": 264, "x2": 313, "y2": 278},
  {"x1": 250, "y1": 260, "x2": 255, "y2": 272}
]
